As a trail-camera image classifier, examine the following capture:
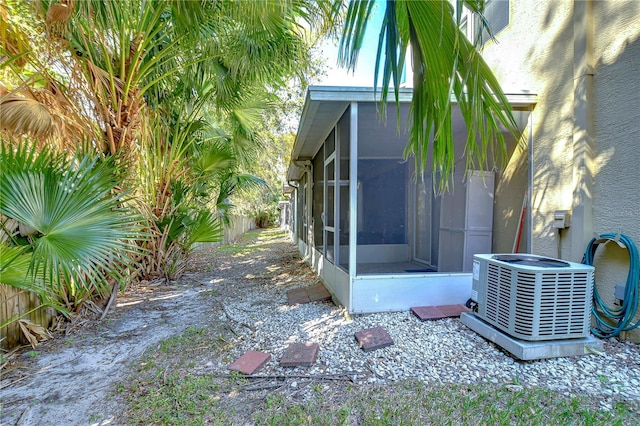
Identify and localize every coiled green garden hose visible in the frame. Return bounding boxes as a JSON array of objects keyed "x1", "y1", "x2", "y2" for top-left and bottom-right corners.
[{"x1": 583, "y1": 233, "x2": 640, "y2": 338}]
